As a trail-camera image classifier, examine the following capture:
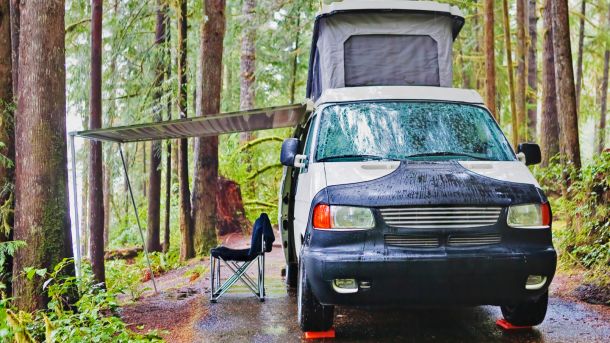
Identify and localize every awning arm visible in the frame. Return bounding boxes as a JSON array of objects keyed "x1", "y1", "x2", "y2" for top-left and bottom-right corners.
[{"x1": 118, "y1": 144, "x2": 158, "y2": 294}]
